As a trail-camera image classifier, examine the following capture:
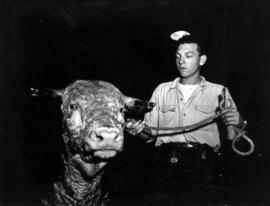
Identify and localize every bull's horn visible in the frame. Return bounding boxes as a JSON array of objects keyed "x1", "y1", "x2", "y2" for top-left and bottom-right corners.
[{"x1": 29, "y1": 87, "x2": 63, "y2": 98}]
